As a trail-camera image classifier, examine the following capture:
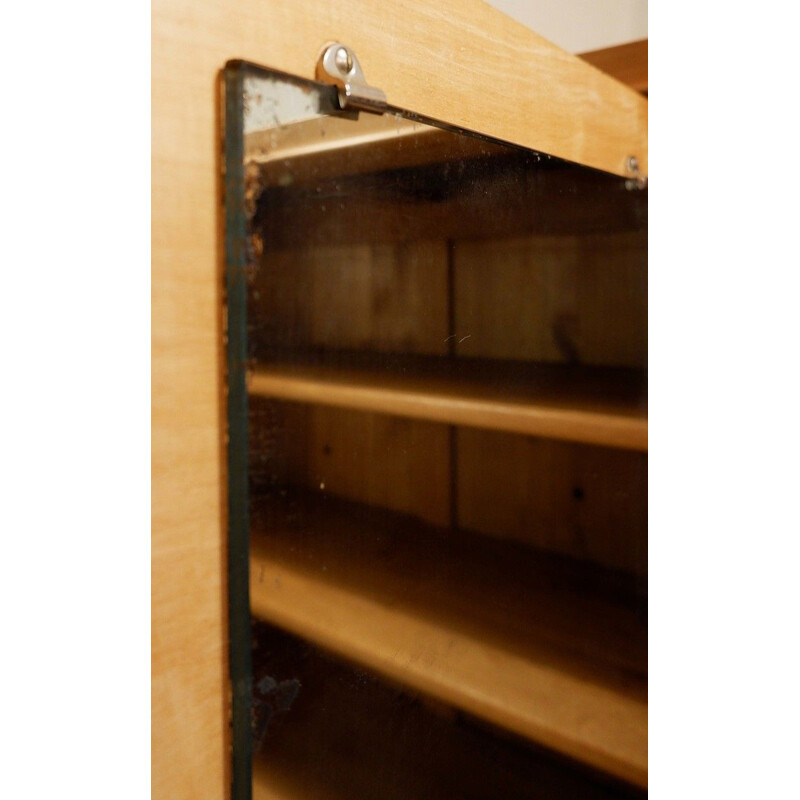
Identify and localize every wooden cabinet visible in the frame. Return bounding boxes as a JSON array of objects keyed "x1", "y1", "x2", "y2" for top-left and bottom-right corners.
[{"x1": 152, "y1": 3, "x2": 647, "y2": 797}]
